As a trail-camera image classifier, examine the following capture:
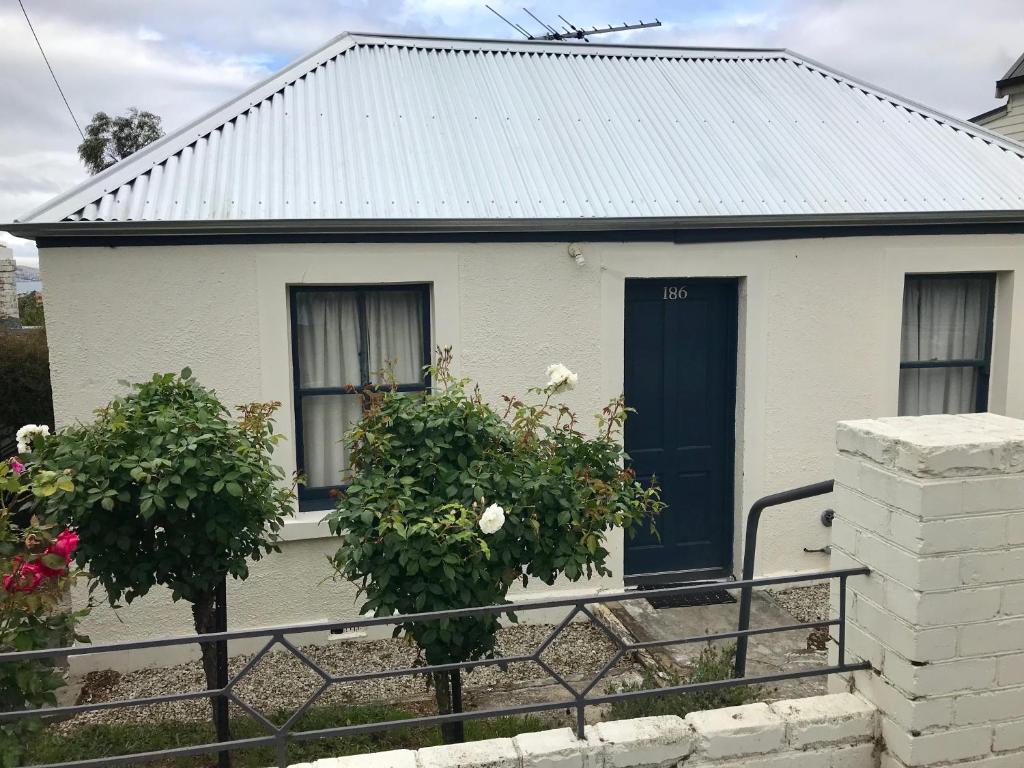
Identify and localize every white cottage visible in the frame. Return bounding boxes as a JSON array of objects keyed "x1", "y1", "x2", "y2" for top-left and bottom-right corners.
[{"x1": 9, "y1": 32, "x2": 1024, "y2": 657}]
